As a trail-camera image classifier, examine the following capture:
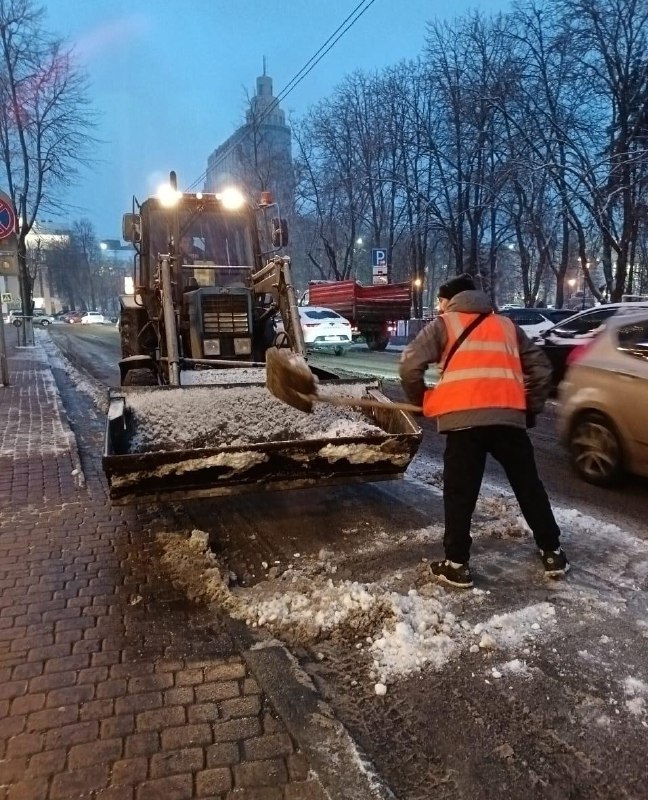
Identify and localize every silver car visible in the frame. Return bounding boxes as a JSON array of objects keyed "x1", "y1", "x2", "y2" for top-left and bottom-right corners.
[{"x1": 558, "y1": 310, "x2": 648, "y2": 485}]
